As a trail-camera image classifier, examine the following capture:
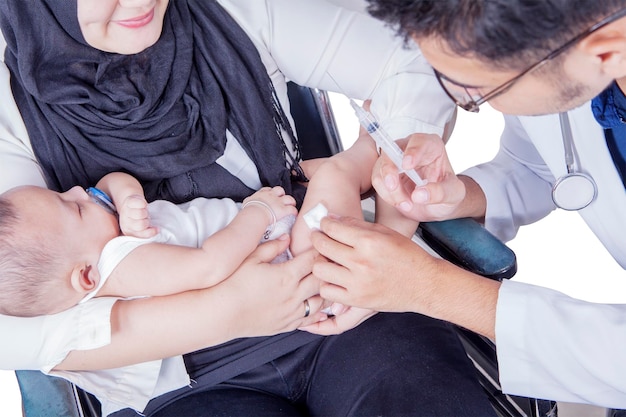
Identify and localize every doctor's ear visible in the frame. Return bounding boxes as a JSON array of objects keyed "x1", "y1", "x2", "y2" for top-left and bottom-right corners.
[
  {"x1": 70, "y1": 263, "x2": 100, "y2": 294},
  {"x1": 578, "y1": 20, "x2": 626, "y2": 79}
]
